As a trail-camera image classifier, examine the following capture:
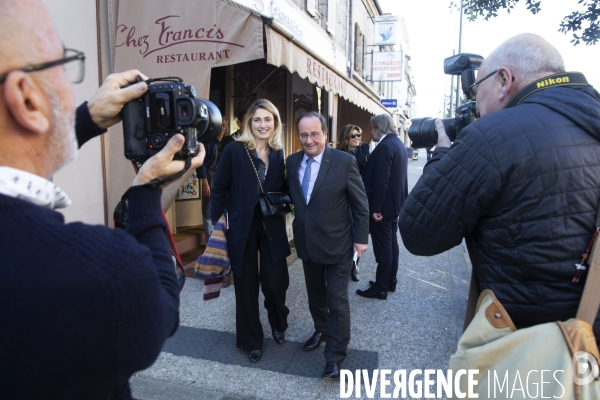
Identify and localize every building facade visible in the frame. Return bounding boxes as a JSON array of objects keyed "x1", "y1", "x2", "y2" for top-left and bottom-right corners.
[{"x1": 46, "y1": 0, "x2": 415, "y2": 236}]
